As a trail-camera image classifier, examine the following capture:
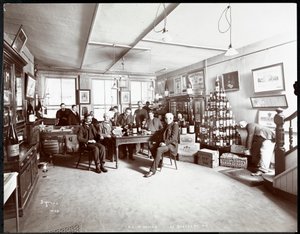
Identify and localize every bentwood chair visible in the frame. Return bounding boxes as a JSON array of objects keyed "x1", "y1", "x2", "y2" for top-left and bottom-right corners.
[
  {"x1": 159, "y1": 150, "x2": 178, "y2": 171},
  {"x1": 76, "y1": 146, "x2": 93, "y2": 170}
]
